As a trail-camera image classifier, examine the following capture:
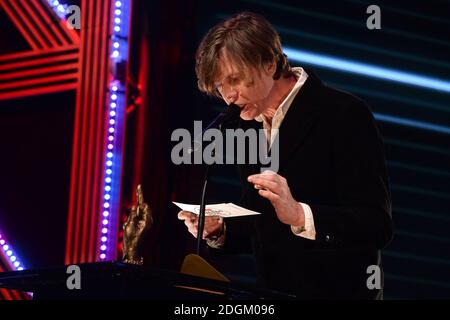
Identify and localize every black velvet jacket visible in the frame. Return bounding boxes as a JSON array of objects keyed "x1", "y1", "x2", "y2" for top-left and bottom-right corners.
[{"x1": 223, "y1": 69, "x2": 393, "y2": 299}]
